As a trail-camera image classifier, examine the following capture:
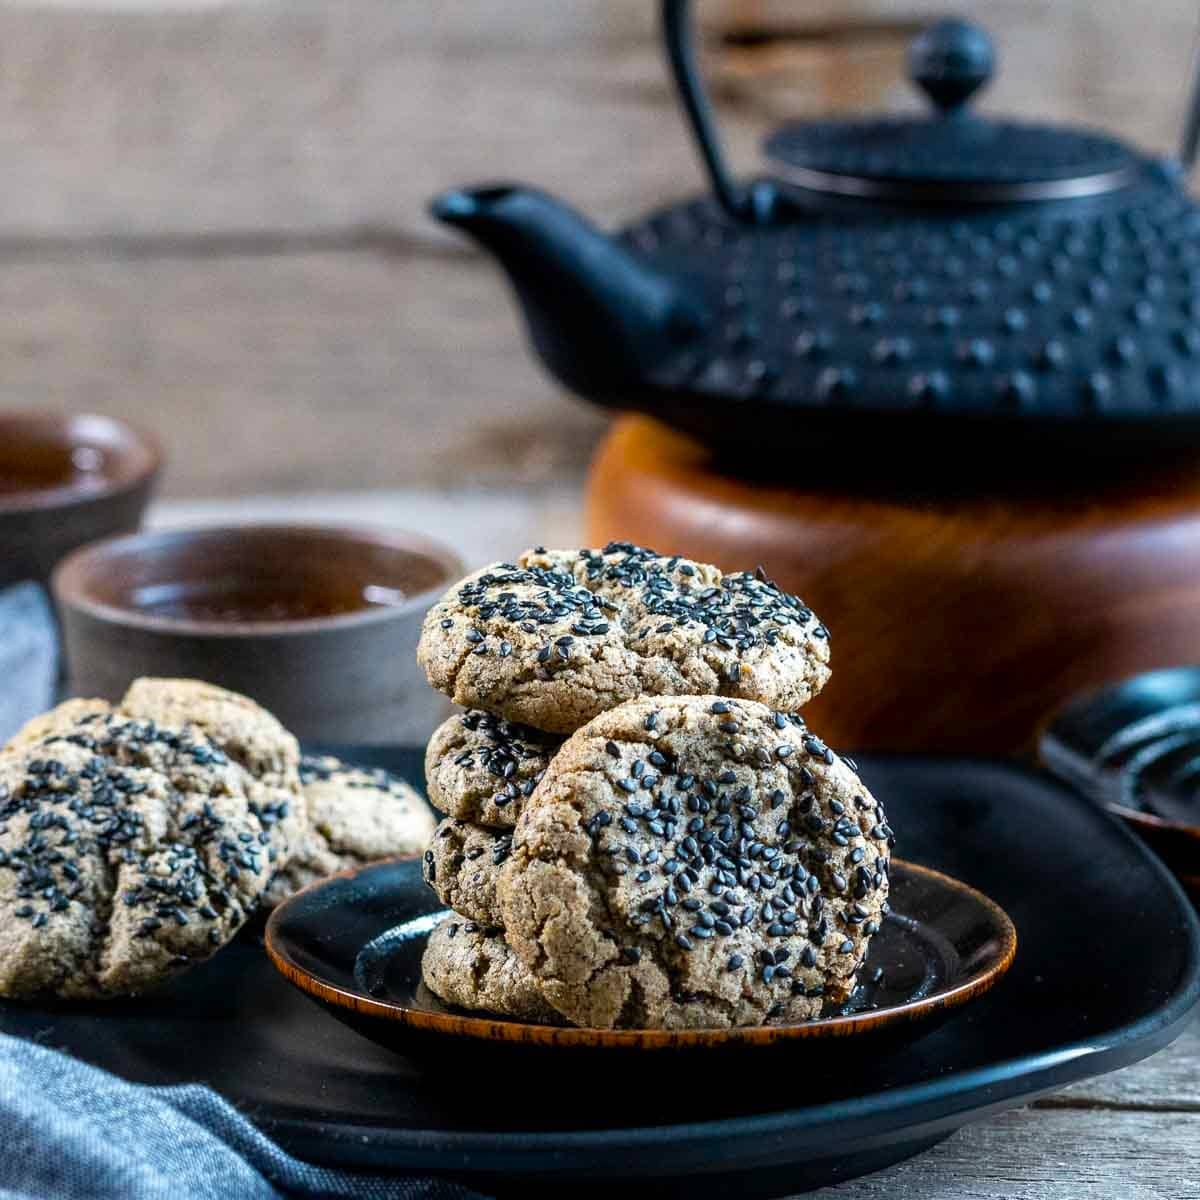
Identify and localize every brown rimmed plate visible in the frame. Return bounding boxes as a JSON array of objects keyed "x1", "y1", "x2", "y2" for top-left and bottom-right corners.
[{"x1": 266, "y1": 856, "x2": 1015, "y2": 1059}]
